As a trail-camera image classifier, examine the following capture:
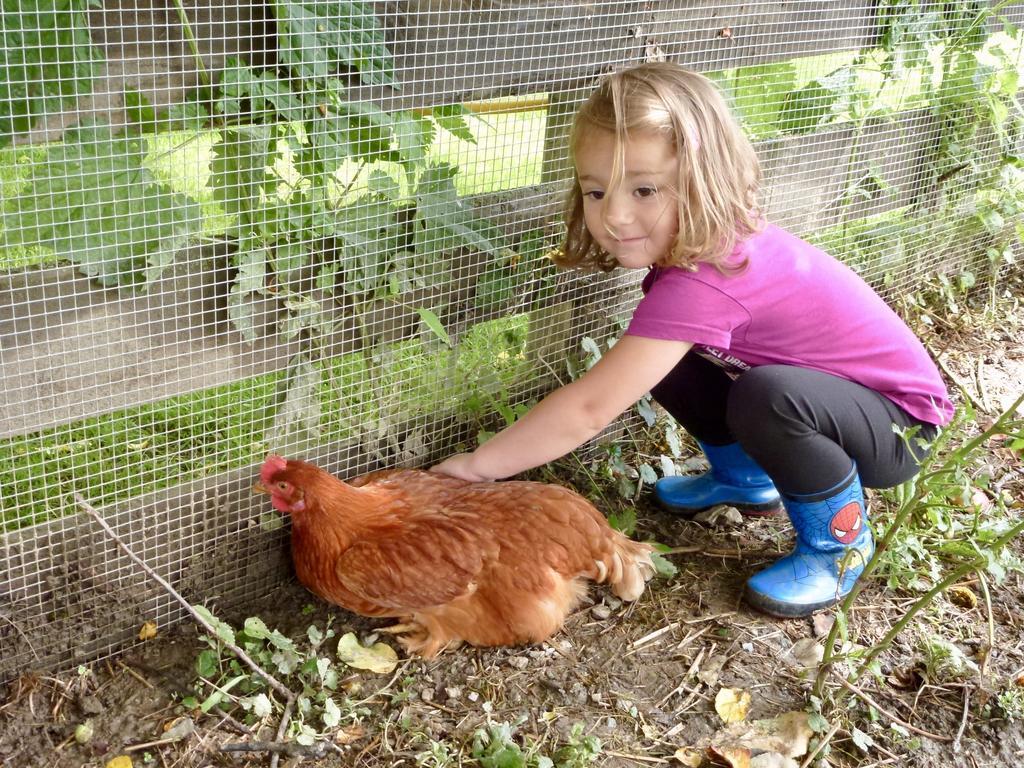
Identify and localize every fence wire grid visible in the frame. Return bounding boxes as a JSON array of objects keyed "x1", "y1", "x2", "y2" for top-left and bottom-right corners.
[{"x1": 1, "y1": 0, "x2": 1023, "y2": 679}]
